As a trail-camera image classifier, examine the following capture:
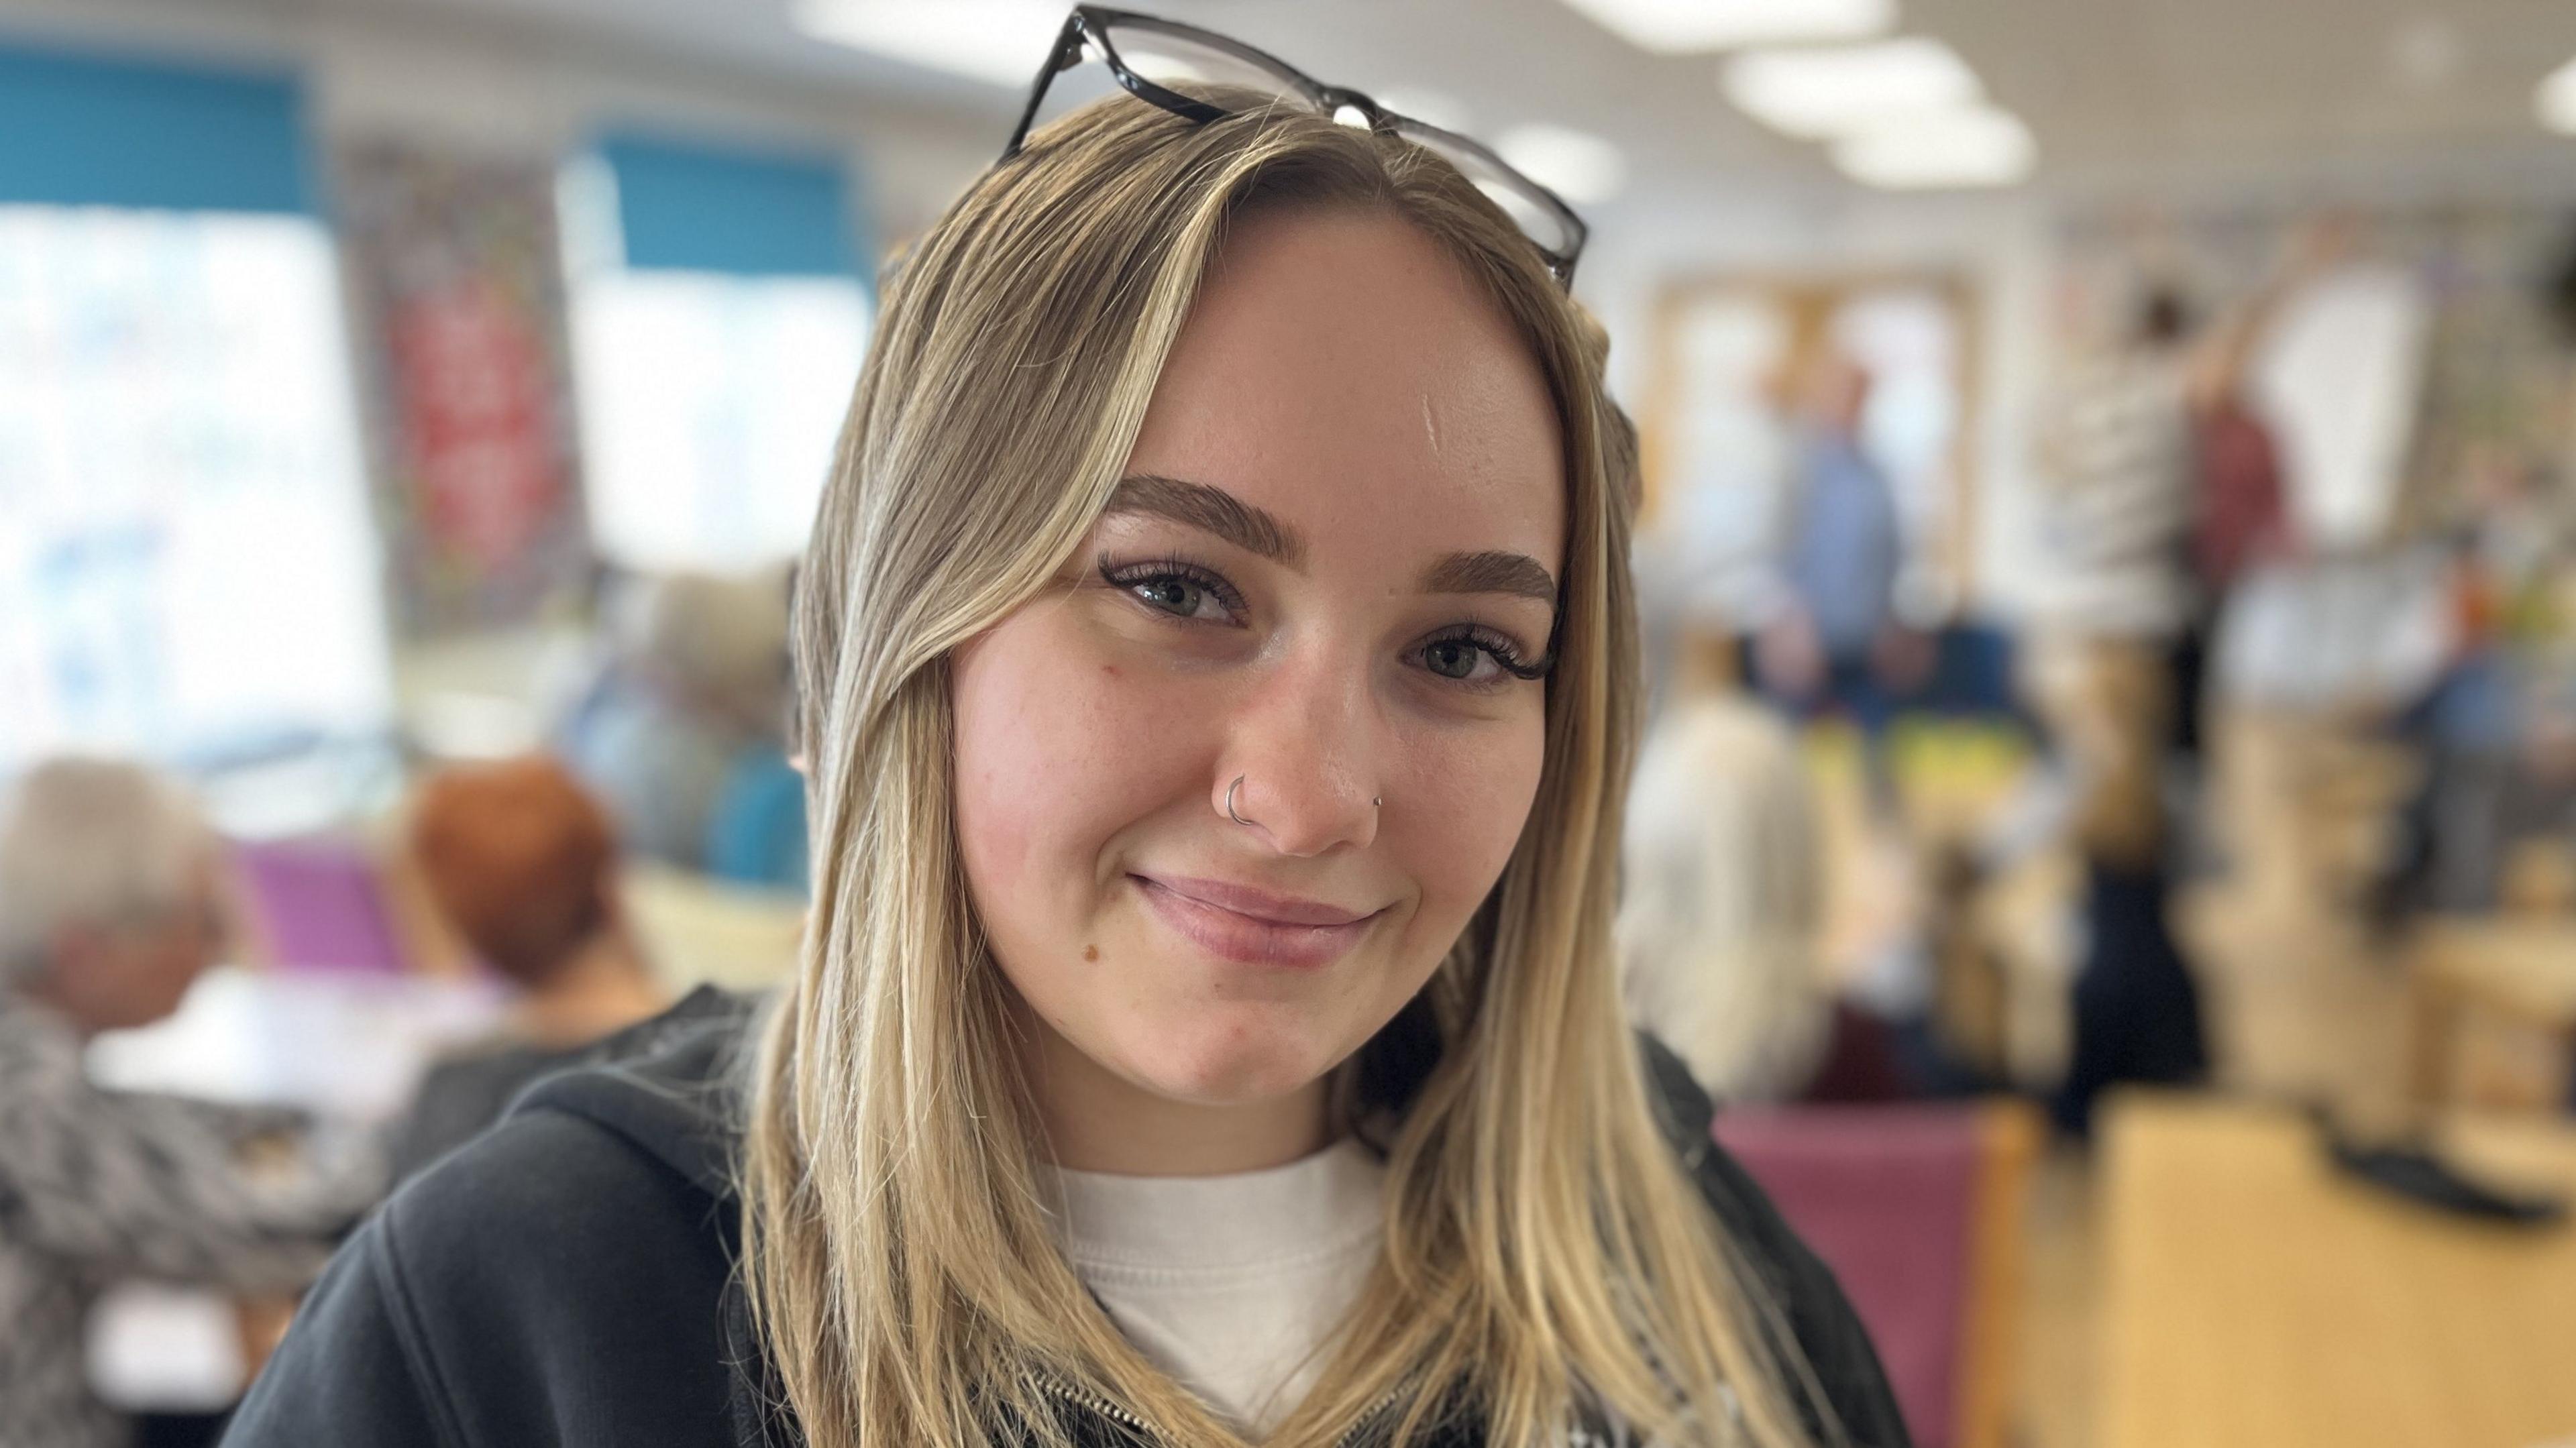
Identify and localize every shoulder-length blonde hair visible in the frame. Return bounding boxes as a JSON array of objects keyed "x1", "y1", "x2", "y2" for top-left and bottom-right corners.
[{"x1": 745, "y1": 89, "x2": 1838, "y2": 1448}]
